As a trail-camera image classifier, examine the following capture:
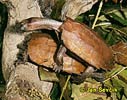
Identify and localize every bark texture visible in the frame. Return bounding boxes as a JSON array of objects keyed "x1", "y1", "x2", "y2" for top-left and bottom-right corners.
[
  {"x1": 1, "y1": 0, "x2": 52, "y2": 99},
  {"x1": 61, "y1": 0, "x2": 98, "y2": 20}
]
